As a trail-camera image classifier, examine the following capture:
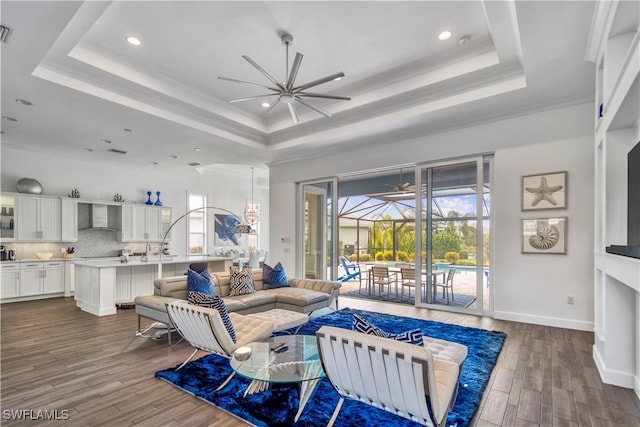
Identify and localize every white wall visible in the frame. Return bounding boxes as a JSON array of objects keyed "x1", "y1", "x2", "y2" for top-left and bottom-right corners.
[
  {"x1": 268, "y1": 101, "x2": 596, "y2": 331},
  {"x1": 0, "y1": 147, "x2": 269, "y2": 256}
]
